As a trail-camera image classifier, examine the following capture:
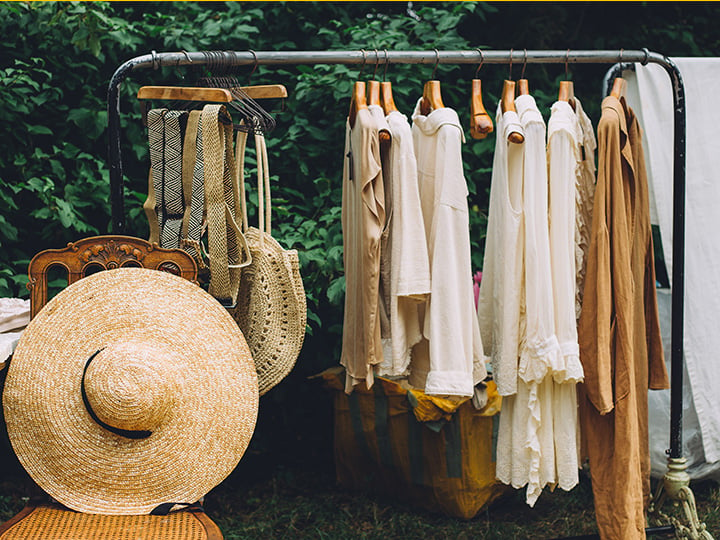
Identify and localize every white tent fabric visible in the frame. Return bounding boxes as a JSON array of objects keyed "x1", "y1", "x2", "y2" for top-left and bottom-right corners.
[{"x1": 625, "y1": 59, "x2": 720, "y2": 478}]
